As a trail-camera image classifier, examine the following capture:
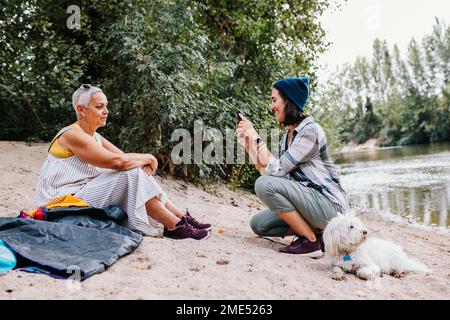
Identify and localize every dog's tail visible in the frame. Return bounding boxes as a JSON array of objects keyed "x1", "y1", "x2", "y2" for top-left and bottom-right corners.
[{"x1": 403, "y1": 258, "x2": 431, "y2": 273}]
